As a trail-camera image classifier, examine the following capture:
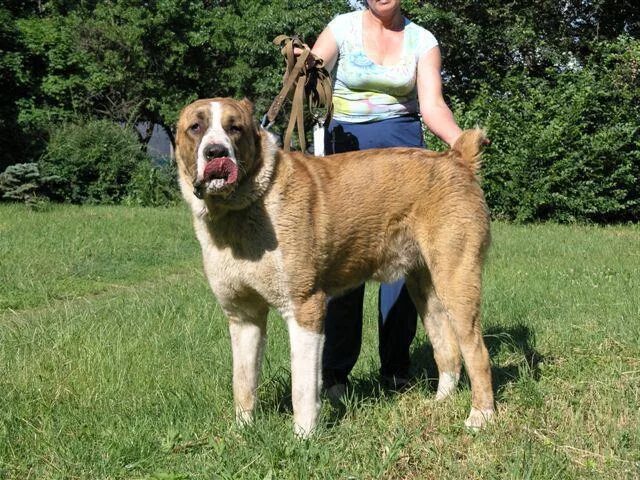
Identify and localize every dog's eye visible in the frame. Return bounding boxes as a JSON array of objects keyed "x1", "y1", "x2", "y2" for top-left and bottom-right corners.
[
  {"x1": 189, "y1": 123, "x2": 201, "y2": 134},
  {"x1": 229, "y1": 125, "x2": 242, "y2": 134}
]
